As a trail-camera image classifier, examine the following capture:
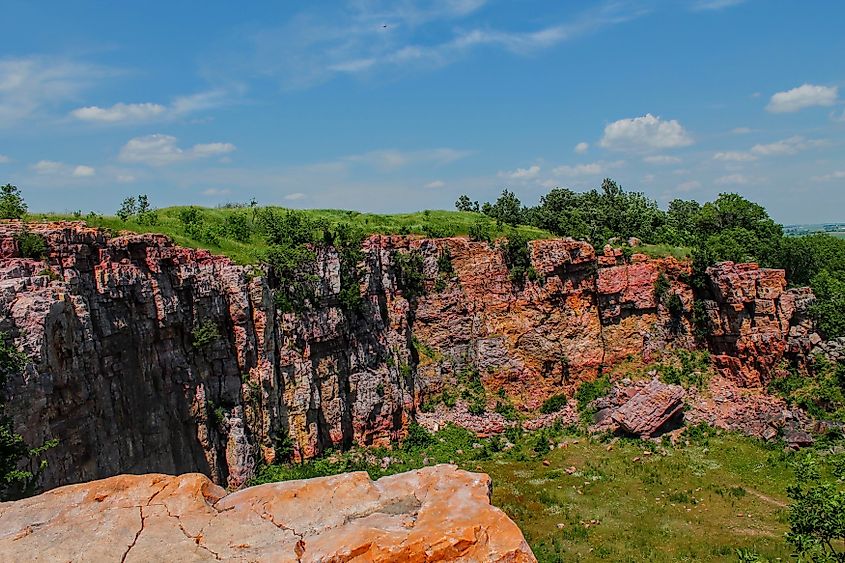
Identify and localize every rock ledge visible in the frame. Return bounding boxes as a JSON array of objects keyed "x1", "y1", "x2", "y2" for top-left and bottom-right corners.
[{"x1": 0, "y1": 464, "x2": 535, "y2": 562}]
